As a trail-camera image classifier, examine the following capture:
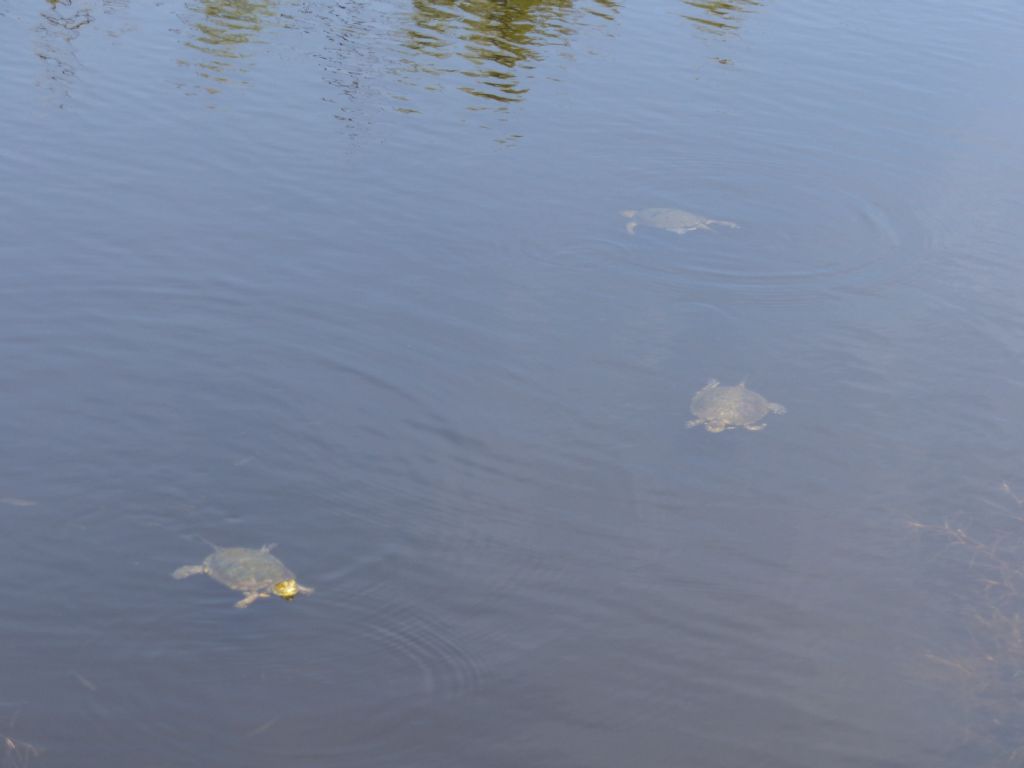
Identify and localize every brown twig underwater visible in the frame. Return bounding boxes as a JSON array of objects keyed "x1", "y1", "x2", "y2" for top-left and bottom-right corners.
[
  {"x1": 1001, "y1": 481, "x2": 1024, "y2": 507},
  {"x1": 2, "y1": 735, "x2": 40, "y2": 768},
  {"x1": 244, "y1": 716, "x2": 280, "y2": 738},
  {"x1": 0, "y1": 498, "x2": 36, "y2": 508},
  {"x1": 71, "y1": 671, "x2": 97, "y2": 692}
]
